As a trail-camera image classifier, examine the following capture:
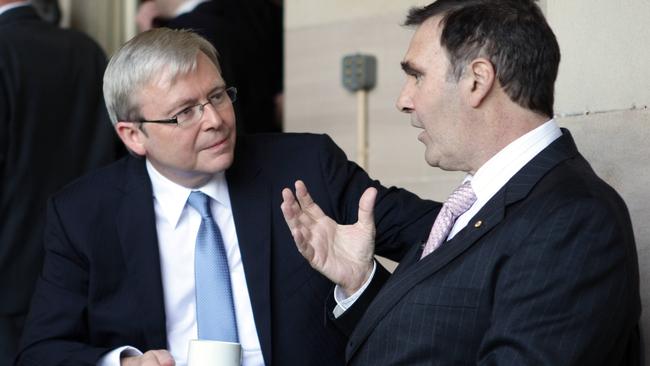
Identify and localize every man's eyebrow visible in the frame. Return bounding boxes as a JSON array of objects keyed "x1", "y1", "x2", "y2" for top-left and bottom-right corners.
[
  {"x1": 165, "y1": 83, "x2": 226, "y2": 116},
  {"x1": 207, "y1": 84, "x2": 227, "y2": 95},
  {"x1": 166, "y1": 97, "x2": 197, "y2": 116},
  {"x1": 400, "y1": 61, "x2": 423, "y2": 76}
]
